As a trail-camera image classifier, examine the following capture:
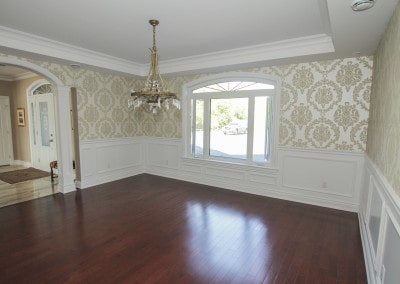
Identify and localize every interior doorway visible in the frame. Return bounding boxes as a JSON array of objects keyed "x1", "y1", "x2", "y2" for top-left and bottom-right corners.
[
  {"x1": 27, "y1": 81, "x2": 57, "y2": 171},
  {"x1": 0, "y1": 56, "x2": 76, "y2": 194}
]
